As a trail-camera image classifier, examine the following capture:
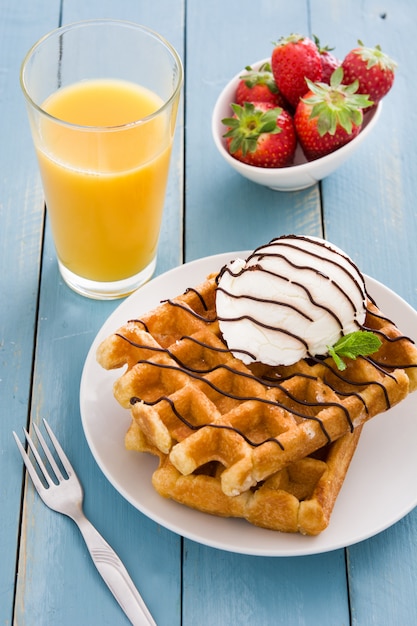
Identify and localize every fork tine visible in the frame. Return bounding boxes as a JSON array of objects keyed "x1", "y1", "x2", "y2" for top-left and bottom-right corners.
[
  {"x1": 12, "y1": 431, "x2": 50, "y2": 495},
  {"x1": 22, "y1": 427, "x2": 55, "y2": 487},
  {"x1": 42, "y1": 419, "x2": 75, "y2": 478},
  {"x1": 33, "y1": 421, "x2": 65, "y2": 482}
]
